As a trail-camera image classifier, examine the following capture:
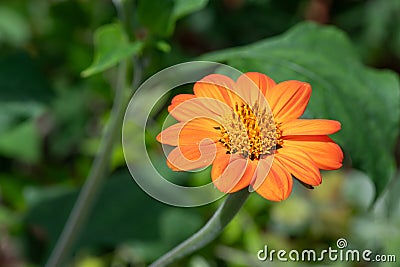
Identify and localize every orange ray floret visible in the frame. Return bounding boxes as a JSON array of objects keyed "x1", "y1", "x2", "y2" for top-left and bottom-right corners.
[{"x1": 157, "y1": 72, "x2": 343, "y2": 201}]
